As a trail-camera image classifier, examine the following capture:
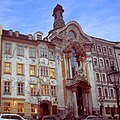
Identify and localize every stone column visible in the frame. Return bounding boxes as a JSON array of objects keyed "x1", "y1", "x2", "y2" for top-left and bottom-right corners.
[{"x1": 73, "y1": 92, "x2": 79, "y2": 118}]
